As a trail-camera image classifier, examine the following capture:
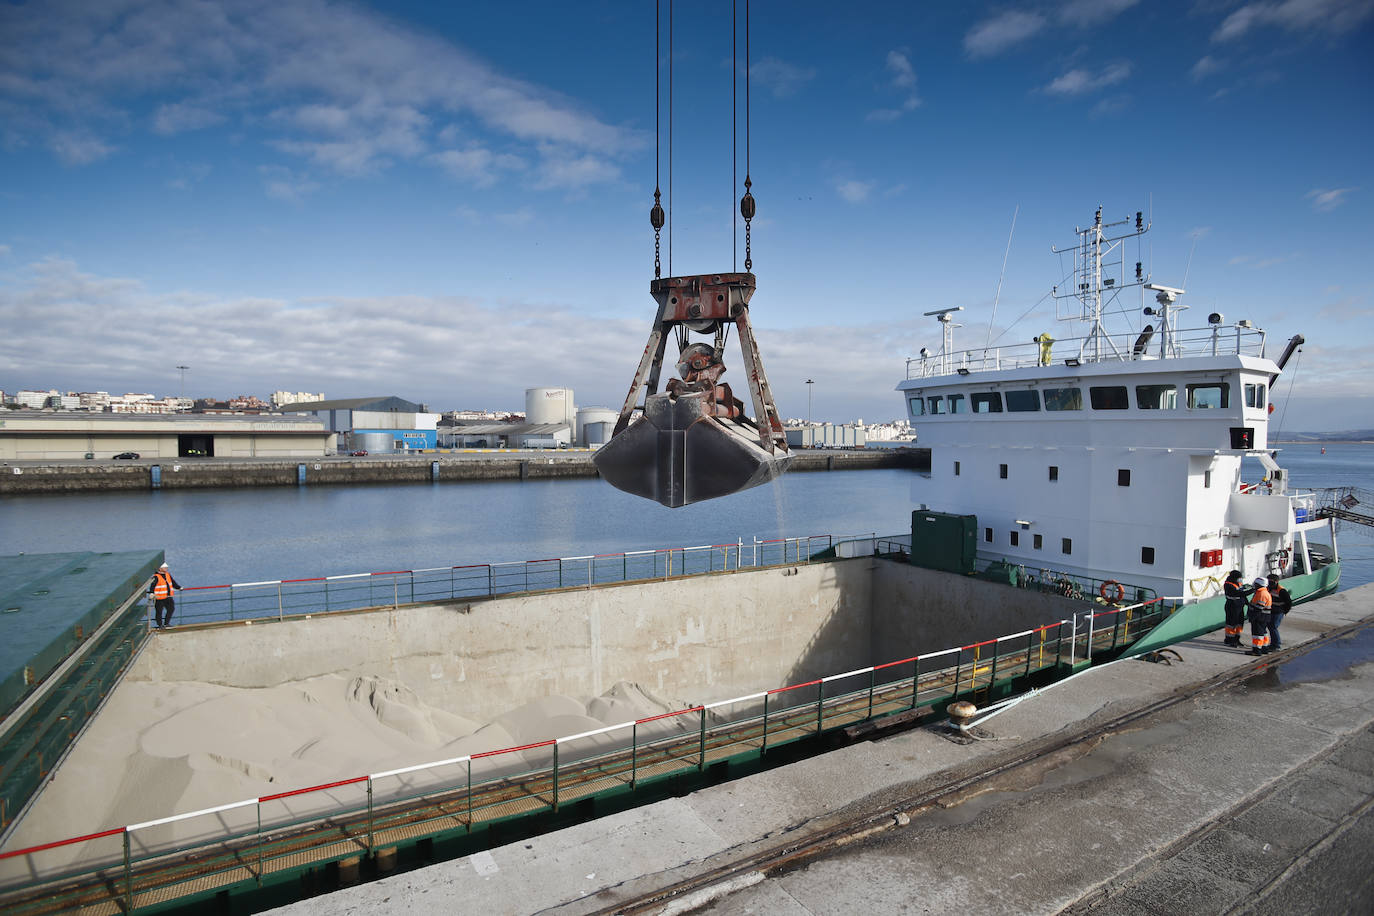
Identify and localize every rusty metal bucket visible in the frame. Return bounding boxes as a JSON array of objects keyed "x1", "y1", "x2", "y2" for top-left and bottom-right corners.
[{"x1": 593, "y1": 389, "x2": 793, "y2": 508}]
